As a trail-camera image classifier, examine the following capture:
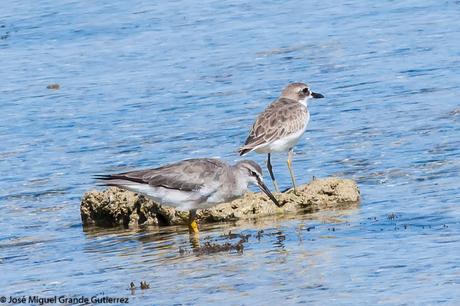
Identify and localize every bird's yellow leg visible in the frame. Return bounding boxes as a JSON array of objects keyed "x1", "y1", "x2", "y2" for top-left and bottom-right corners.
[
  {"x1": 189, "y1": 219, "x2": 199, "y2": 234},
  {"x1": 287, "y1": 149, "x2": 297, "y2": 192},
  {"x1": 188, "y1": 209, "x2": 199, "y2": 235}
]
